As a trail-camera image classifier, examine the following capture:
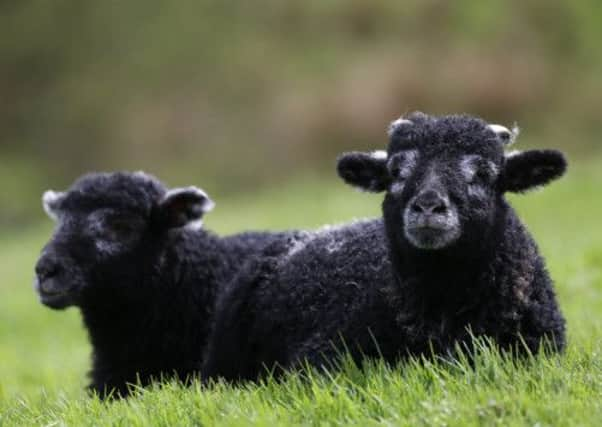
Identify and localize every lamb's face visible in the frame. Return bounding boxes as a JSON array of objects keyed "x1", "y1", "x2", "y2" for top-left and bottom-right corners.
[
  {"x1": 383, "y1": 117, "x2": 507, "y2": 250},
  {"x1": 385, "y1": 149, "x2": 499, "y2": 250},
  {"x1": 35, "y1": 172, "x2": 214, "y2": 309},
  {"x1": 337, "y1": 112, "x2": 567, "y2": 253}
]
